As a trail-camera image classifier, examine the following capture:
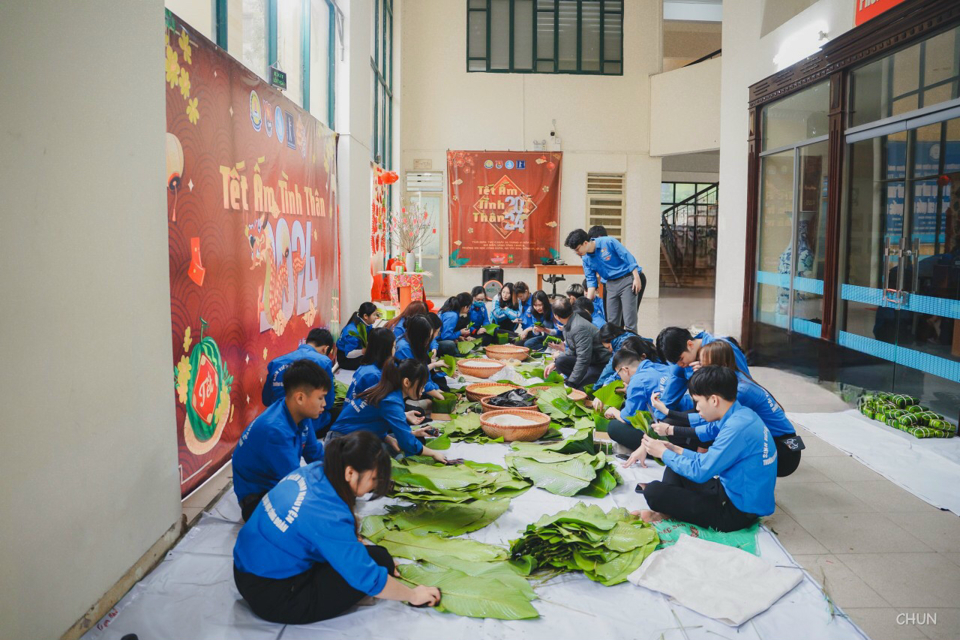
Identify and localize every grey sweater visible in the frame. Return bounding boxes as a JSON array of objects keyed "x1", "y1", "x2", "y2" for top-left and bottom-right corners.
[{"x1": 561, "y1": 313, "x2": 612, "y2": 386}]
